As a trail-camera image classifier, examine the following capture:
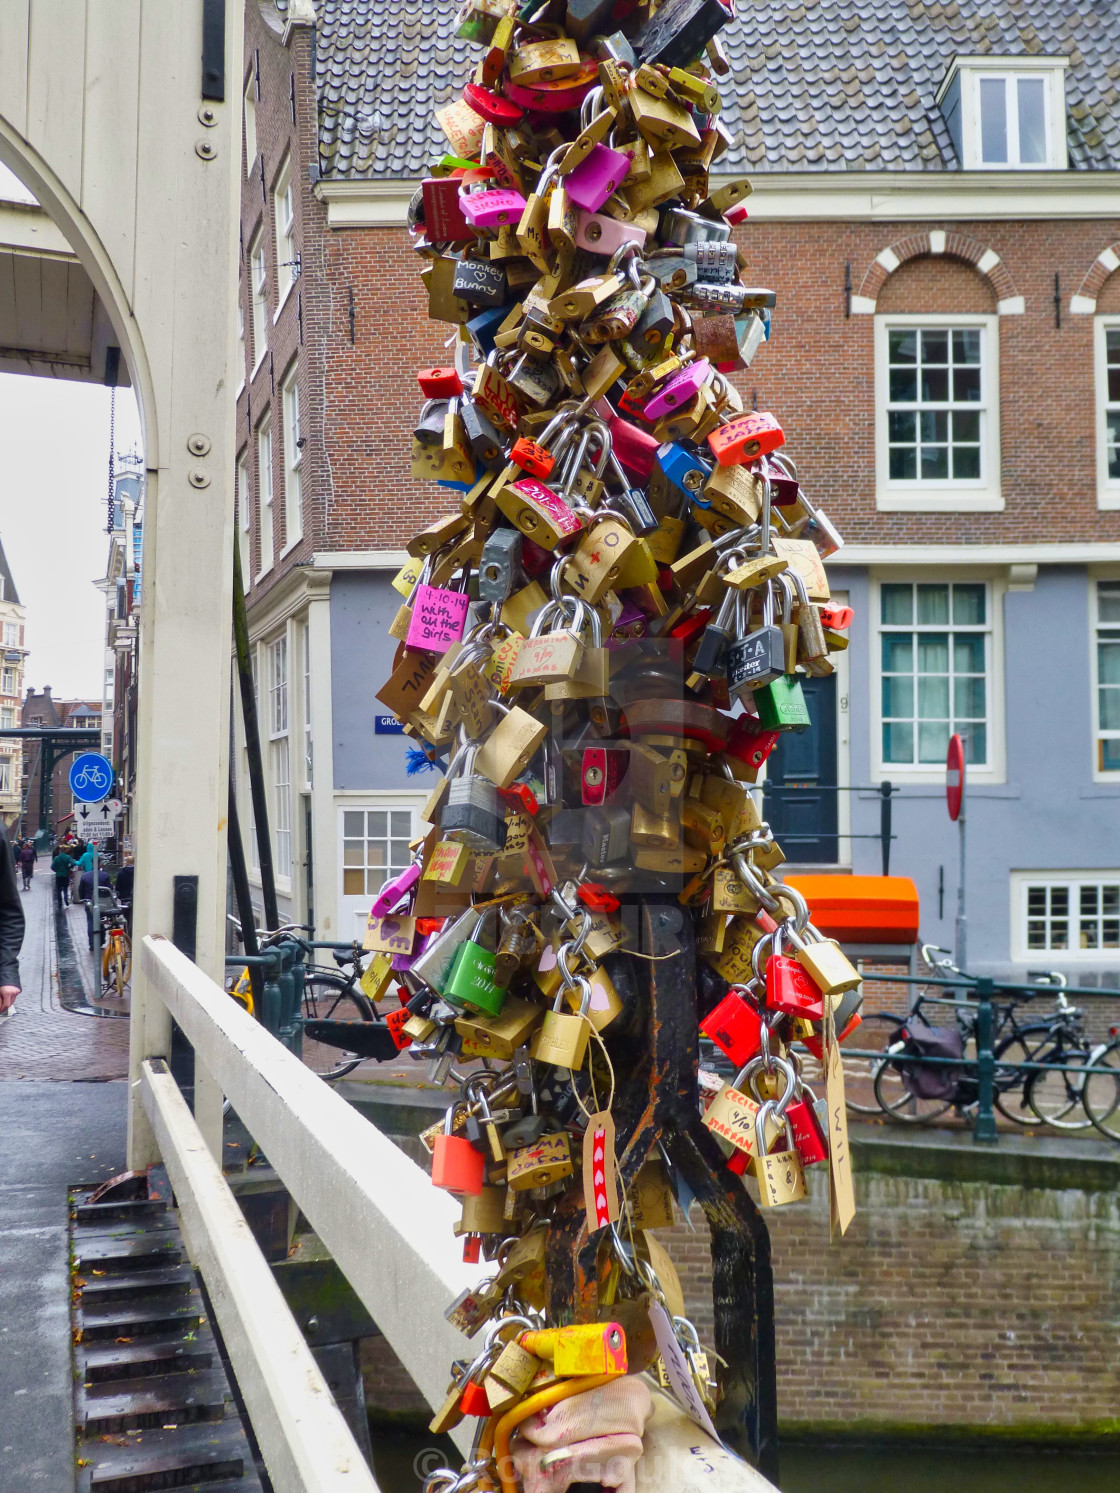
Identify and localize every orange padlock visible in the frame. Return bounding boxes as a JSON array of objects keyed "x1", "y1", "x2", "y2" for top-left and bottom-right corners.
[
  {"x1": 509, "y1": 436, "x2": 554, "y2": 479},
  {"x1": 431, "y1": 1107, "x2": 486, "y2": 1196},
  {"x1": 384, "y1": 1005, "x2": 412, "y2": 1051},
  {"x1": 707, "y1": 410, "x2": 785, "y2": 467}
]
